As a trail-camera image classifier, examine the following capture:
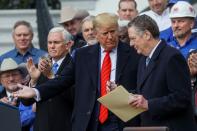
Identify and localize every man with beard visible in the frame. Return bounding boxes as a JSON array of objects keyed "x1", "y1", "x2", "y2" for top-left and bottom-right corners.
[
  {"x1": 81, "y1": 16, "x2": 97, "y2": 46},
  {"x1": 169, "y1": 2, "x2": 197, "y2": 123},
  {"x1": 169, "y1": 1, "x2": 197, "y2": 58}
]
